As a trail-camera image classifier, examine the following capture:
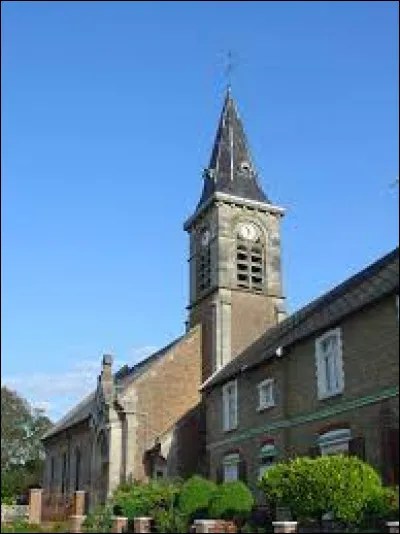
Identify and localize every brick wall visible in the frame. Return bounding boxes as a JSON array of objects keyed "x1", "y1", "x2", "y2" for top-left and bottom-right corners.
[
  {"x1": 207, "y1": 293, "x2": 399, "y2": 489},
  {"x1": 132, "y1": 325, "x2": 202, "y2": 480}
]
